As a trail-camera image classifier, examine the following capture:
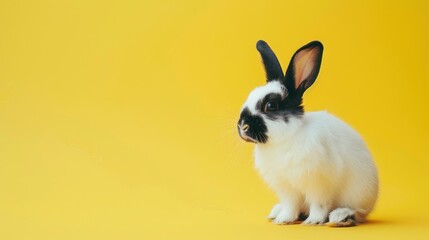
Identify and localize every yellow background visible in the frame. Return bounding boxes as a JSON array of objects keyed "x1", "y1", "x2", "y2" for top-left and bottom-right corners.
[{"x1": 1, "y1": 0, "x2": 428, "y2": 239}]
